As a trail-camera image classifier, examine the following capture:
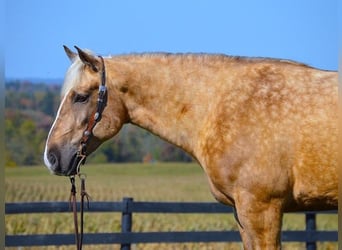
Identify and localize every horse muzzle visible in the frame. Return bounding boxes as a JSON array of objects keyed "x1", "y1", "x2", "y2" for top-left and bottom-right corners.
[{"x1": 44, "y1": 145, "x2": 84, "y2": 176}]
